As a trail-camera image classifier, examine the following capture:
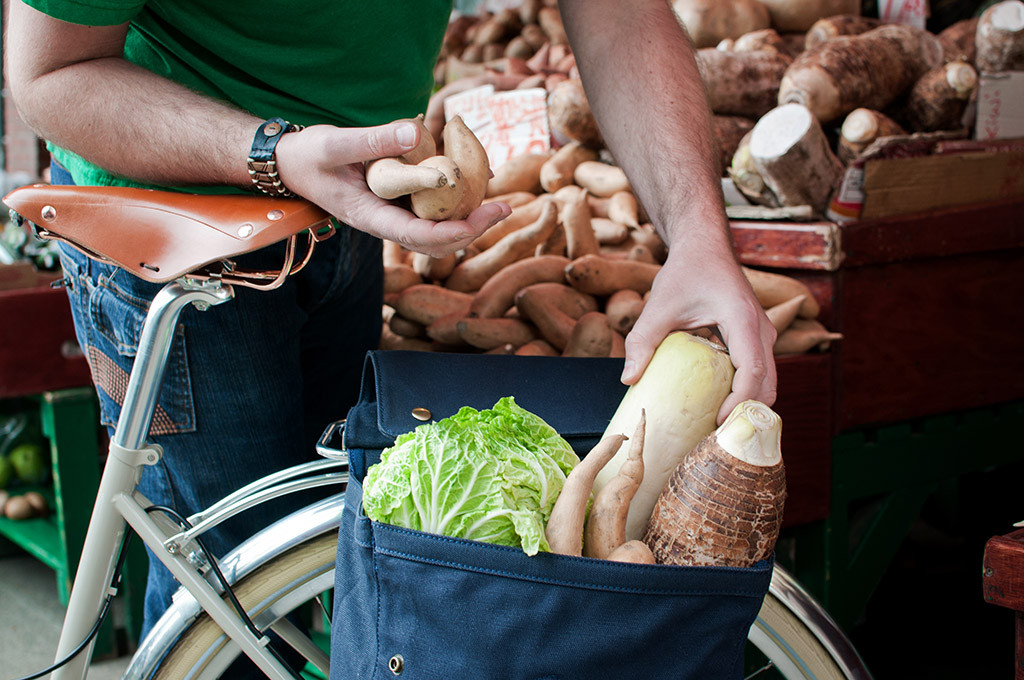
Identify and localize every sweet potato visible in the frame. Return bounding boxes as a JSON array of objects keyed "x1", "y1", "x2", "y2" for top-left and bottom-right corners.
[
  {"x1": 670, "y1": 0, "x2": 771, "y2": 48},
  {"x1": 457, "y1": 317, "x2": 537, "y2": 350},
  {"x1": 764, "y1": 294, "x2": 805, "y2": 333},
  {"x1": 468, "y1": 254, "x2": 570, "y2": 318},
  {"x1": 591, "y1": 217, "x2": 629, "y2": 245},
  {"x1": 514, "y1": 338, "x2": 559, "y2": 356},
  {"x1": 774, "y1": 318, "x2": 843, "y2": 354},
  {"x1": 540, "y1": 141, "x2": 600, "y2": 193},
  {"x1": 607, "y1": 540, "x2": 657, "y2": 564},
  {"x1": 384, "y1": 264, "x2": 422, "y2": 295},
  {"x1": 365, "y1": 158, "x2": 447, "y2": 200},
  {"x1": 389, "y1": 313, "x2": 426, "y2": 339},
  {"x1": 444, "y1": 114, "x2": 491, "y2": 220},
  {"x1": 759, "y1": 0, "x2": 861, "y2": 32},
  {"x1": 537, "y1": 6, "x2": 568, "y2": 45},
  {"x1": 562, "y1": 311, "x2": 615, "y2": 357},
  {"x1": 445, "y1": 200, "x2": 559, "y2": 292},
  {"x1": 565, "y1": 254, "x2": 661, "y2": 297},
  {"x1": 516, "y1": 281, "x2": 599, "y2": 320},
  {"x1": 410, "y1": 155, "x2": 466, "y2": 221},
  {"x1": 486, "y1": 152, "x2": 552, "y2": 197},
  {"x1": 394, "y1": 284, "x2": 473, "y2": 326},
  {"x1": 742, "y1": 266, "x2": 819, "y2": 318},
  {"x1": 561, "y1": 188, "x2": 601, "y2": 260},
  {"x1": 584, "y1": 412, "x2": 646, "y2": 559},
  {"x1": 514, "y1": 285, "x2": 578, "y2": 351},
  {"x1": 606, "y1": 191, "x2": 641, "y2": 228},
  {"x1": 426, "y1": 310, "x2": 471, "y2": 346},
  {"x1": 472, "y1": 197, "x2": 548, "y2": 251},
  {"x1": 573, "y1": 161, "x2": 631, "y2": 197},
  {"x1": 412, "y1": 251, "x2": 458, "y2": 282},
  {"x1": 605, "y1": 289, "x2": 646, "y2": 335}
]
